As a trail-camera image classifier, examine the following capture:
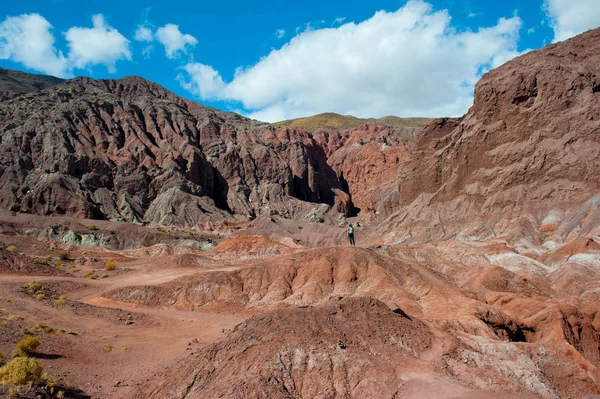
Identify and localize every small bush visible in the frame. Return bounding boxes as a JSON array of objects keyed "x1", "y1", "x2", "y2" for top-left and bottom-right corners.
[
  {"x1": 13, "y1": 336, "x2": 40, "y2": 357},
  {"x1": 88, "y1": 224, "x2": 98, "y2": 231},
  {"x1": 105, "y1": 259, "x2": 117, "y2": 271},
  {"x1": 6, "y1": 245, "x2": 17, "y2": 253},
  {"x1": 31, "y1": 323, "x2": 55, "y2": 334},
  {"x1": 48, "y1": 244, "x2": 56, "y2": 251},
  {"x1": 103, "y1": 345, "x2": 112, "y2": 352},
  {"x1": 36, "y1": 293, "x2": 45, "y2": 301},
  {"x1": 31, "y1": 244, "x2": 37, "y2": 249},
  {"x1": 101, "y1": 273, "x2": 109, "y2": 279},
  {"x1": 83, "y1": 271, "x2": 97, "y2": 279},
  {"x1": 54, "y1": 295, "x2": 67, "y2": 306},
  {"x1": 0, "y1": 357, "x2": 43, "y2": 385},
  {"x1": 69, "y1": 267, "x2": 78, "y2": 273},
  {"x1": 23, "y1": 282, "x2": 42, "y2": 296}
]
